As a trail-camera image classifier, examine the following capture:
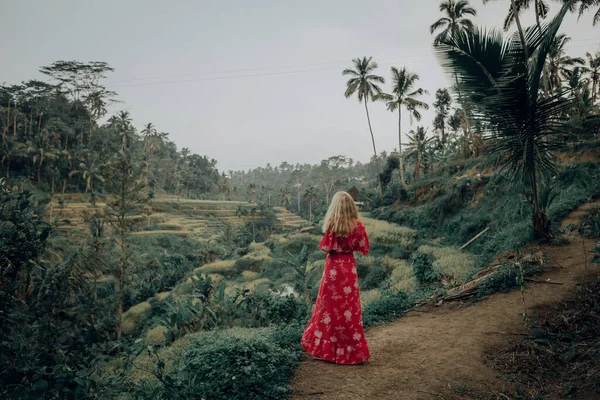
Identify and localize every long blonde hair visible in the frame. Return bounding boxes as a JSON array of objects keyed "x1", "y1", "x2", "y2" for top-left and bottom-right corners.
[{"x1": 322, "y1": 191, "x2": 360, "y2": 237}]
